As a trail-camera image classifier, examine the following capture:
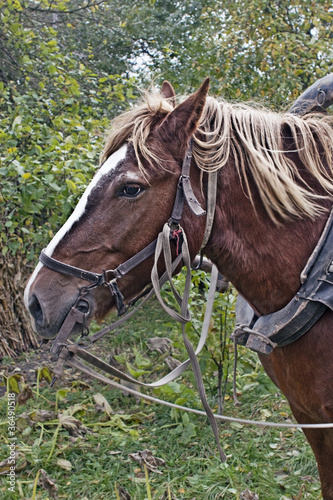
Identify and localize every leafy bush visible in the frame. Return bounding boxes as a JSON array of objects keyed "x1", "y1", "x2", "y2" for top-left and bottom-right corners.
[{"x1": 0, "y1": 0, "x2": 137, "y2": 261}]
